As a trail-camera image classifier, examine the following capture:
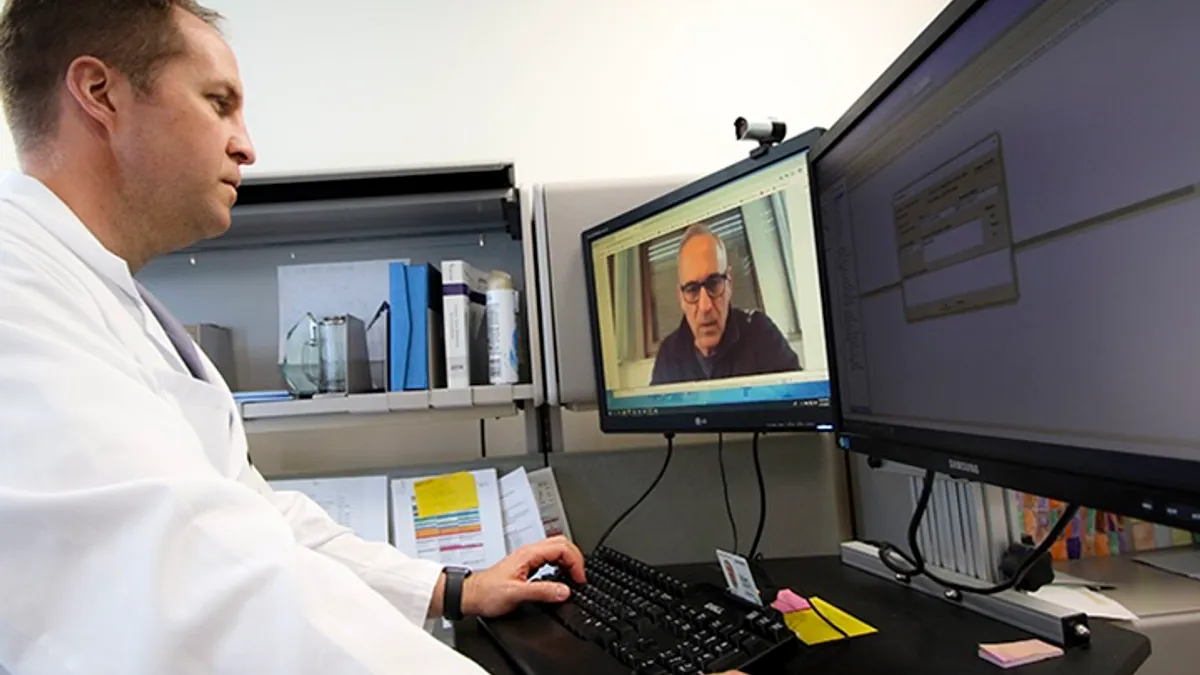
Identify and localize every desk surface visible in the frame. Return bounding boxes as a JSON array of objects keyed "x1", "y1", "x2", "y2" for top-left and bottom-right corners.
[
  {"x1": 1057, "y1": 552, "x2": 1200, "y2": 619},
  {"x1": 456, "y1": 555, "x2": 1151, "y2": 675}
]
